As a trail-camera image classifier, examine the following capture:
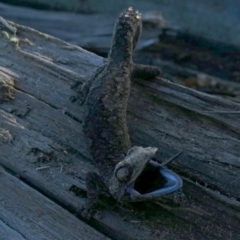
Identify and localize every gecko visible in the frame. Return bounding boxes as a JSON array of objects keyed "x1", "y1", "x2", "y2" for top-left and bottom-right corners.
[{"x1": 80, "y1": 7, "x2": 183, "y2": 218}]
